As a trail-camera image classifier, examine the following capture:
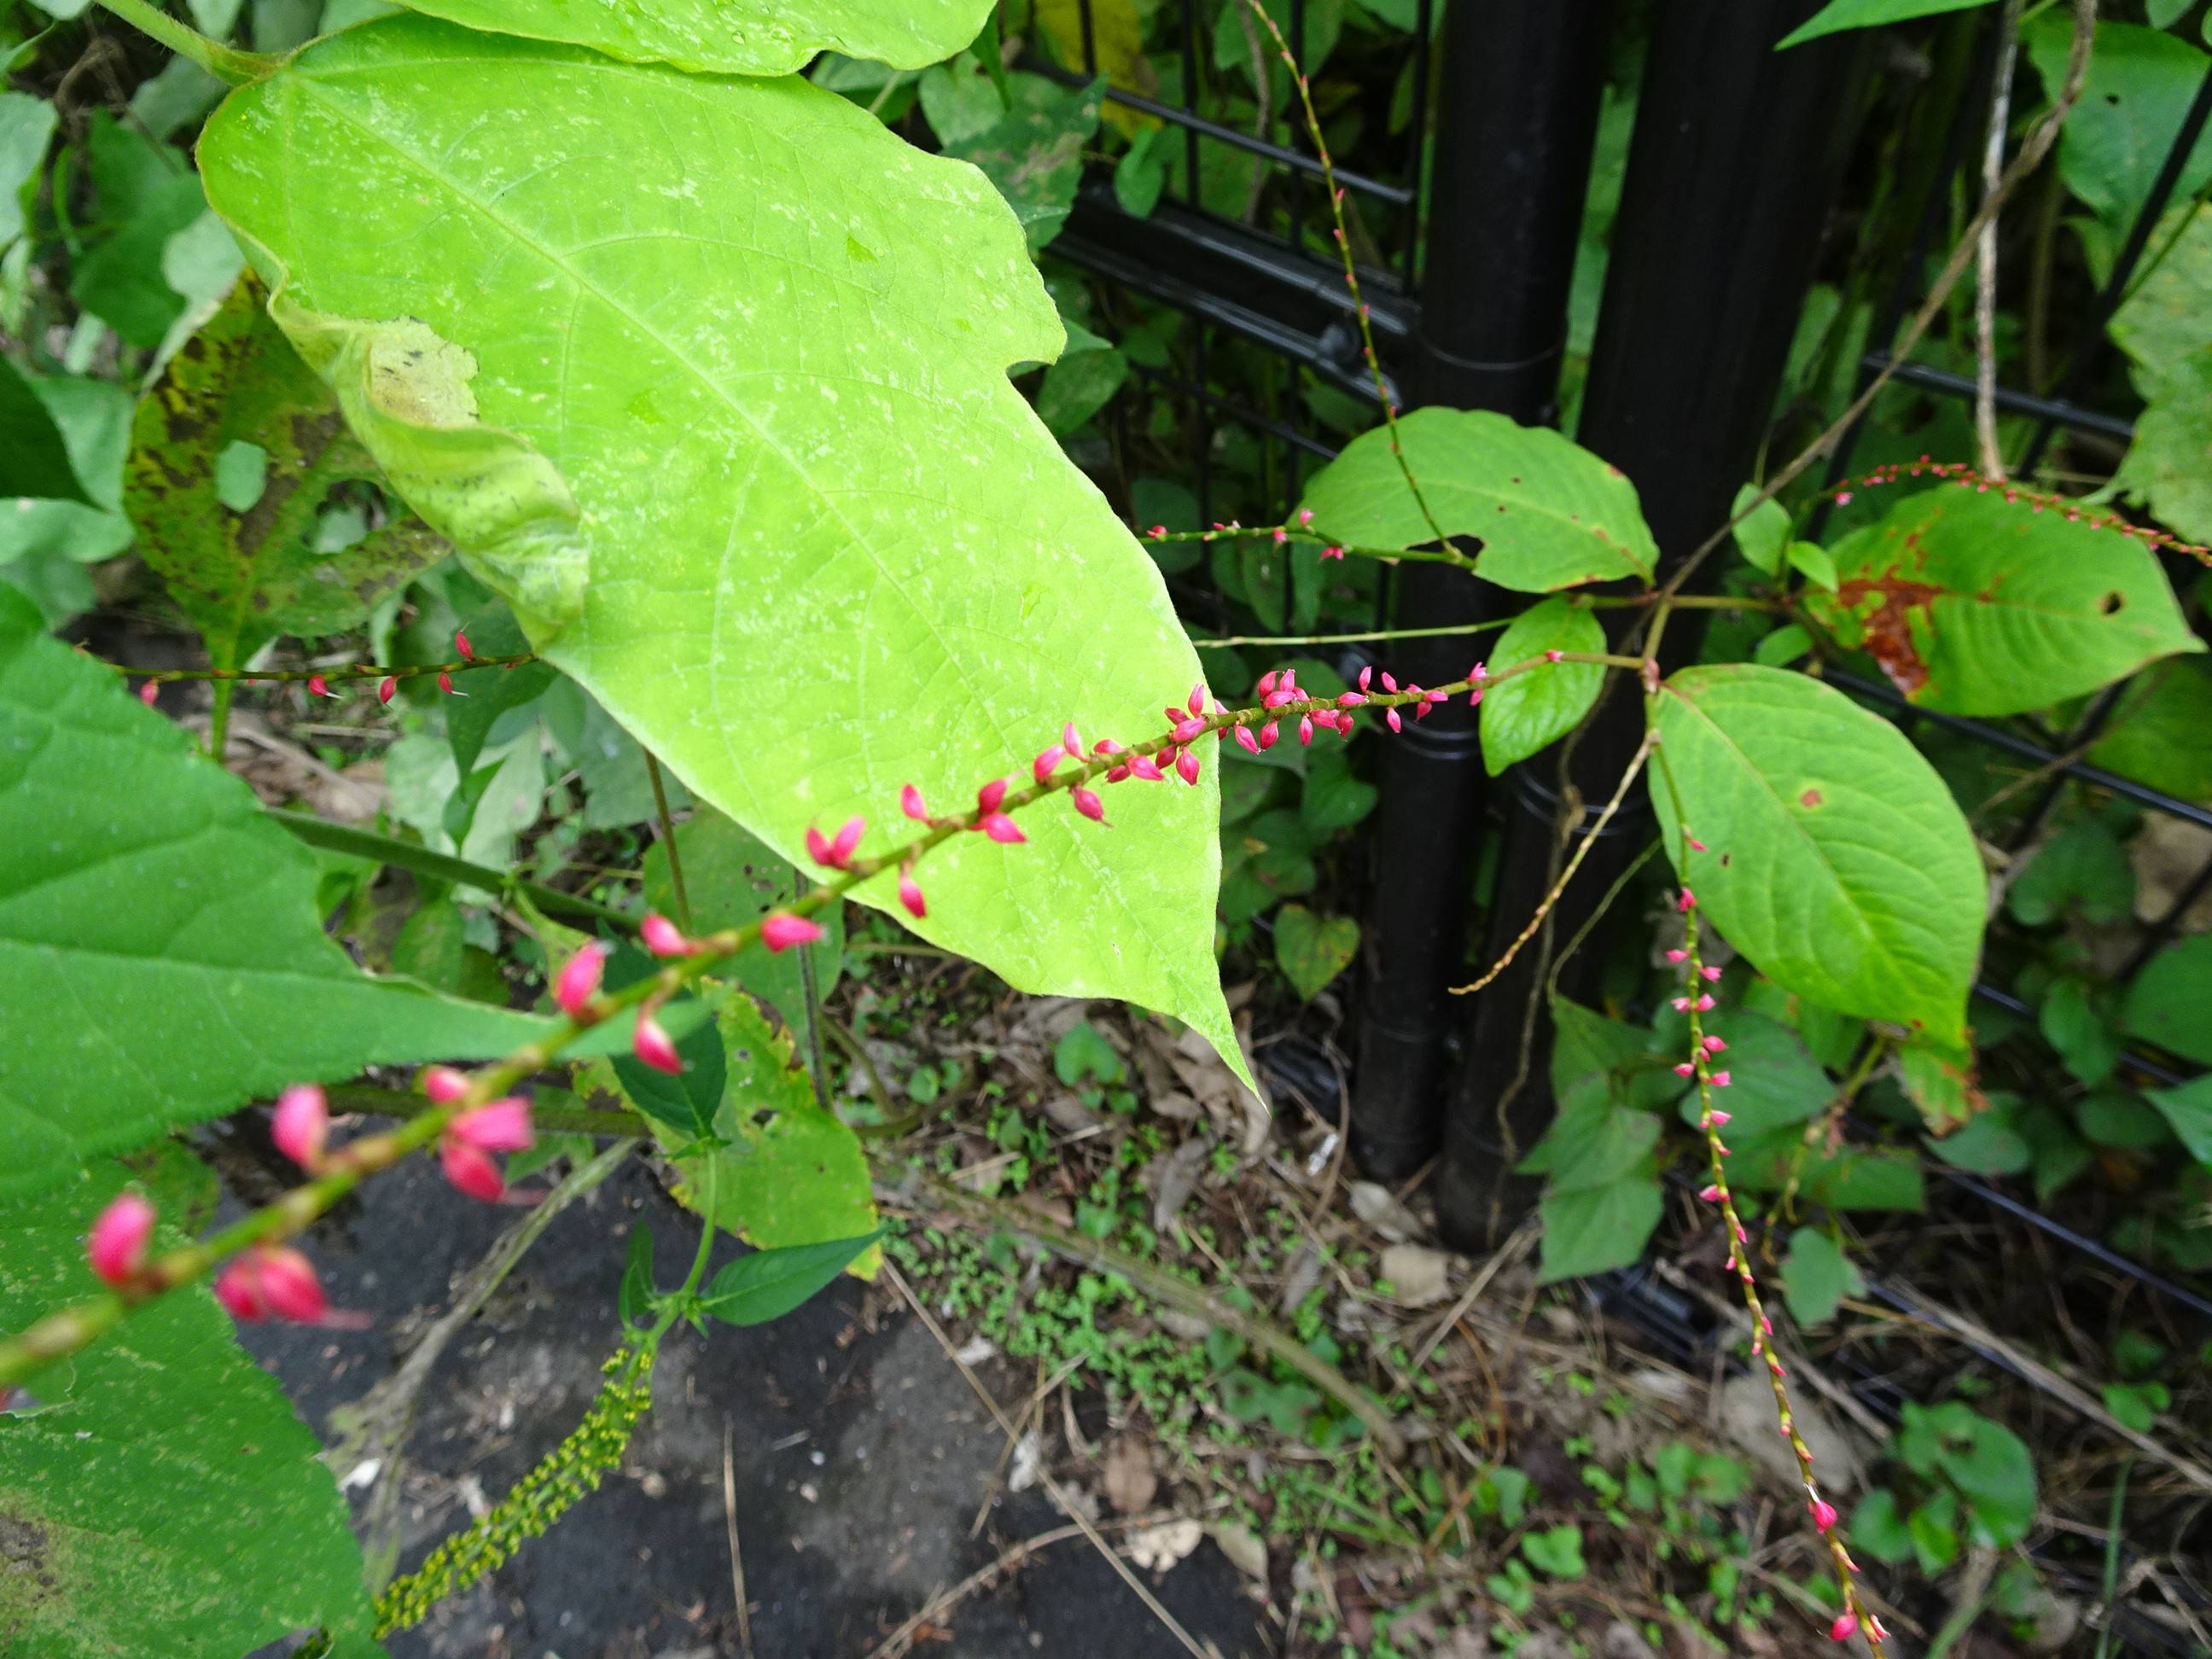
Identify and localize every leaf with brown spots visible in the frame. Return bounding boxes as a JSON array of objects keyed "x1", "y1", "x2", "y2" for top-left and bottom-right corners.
[
  {"x1": 125, "y1": 275, "x2": 447, "y2": 675},
  {"x1": 1807, "y1": 486, "x2": 2201, "y2": 715}
]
